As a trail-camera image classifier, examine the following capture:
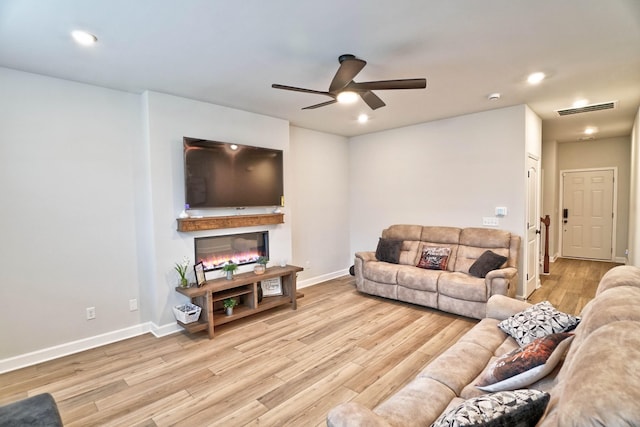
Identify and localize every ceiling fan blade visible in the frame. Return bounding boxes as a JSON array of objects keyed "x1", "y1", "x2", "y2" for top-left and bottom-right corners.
[
  {"x1": 360, "y1": 91, "x2": 386, "y2": 110},
  {"x1": 349, "y1": 78, "x2": 427, "y2": 91},
  {"x1": 272, "y1": 84, "x2": 331, "y2": 97},
  {"x1": 329, "y1": 56, "x2": 367, "y2": 92},
  {"x1": 302, "y1": 99, "x2": 338, "y2": 110}
]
